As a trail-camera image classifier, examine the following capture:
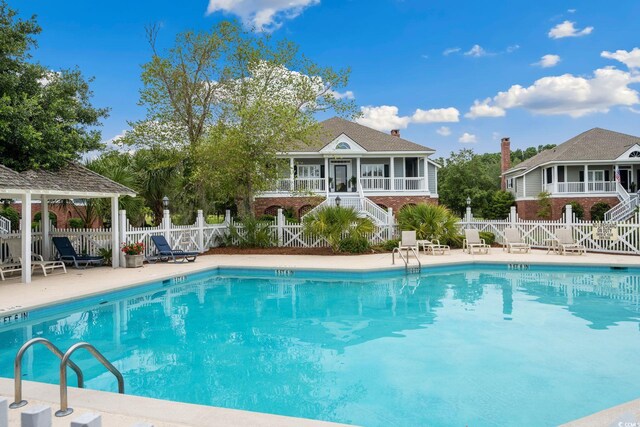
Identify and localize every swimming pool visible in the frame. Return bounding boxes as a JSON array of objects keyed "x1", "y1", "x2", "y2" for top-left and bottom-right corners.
[{"x1": 1, "y1": 264, "x2": 640, "y2": 426}]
